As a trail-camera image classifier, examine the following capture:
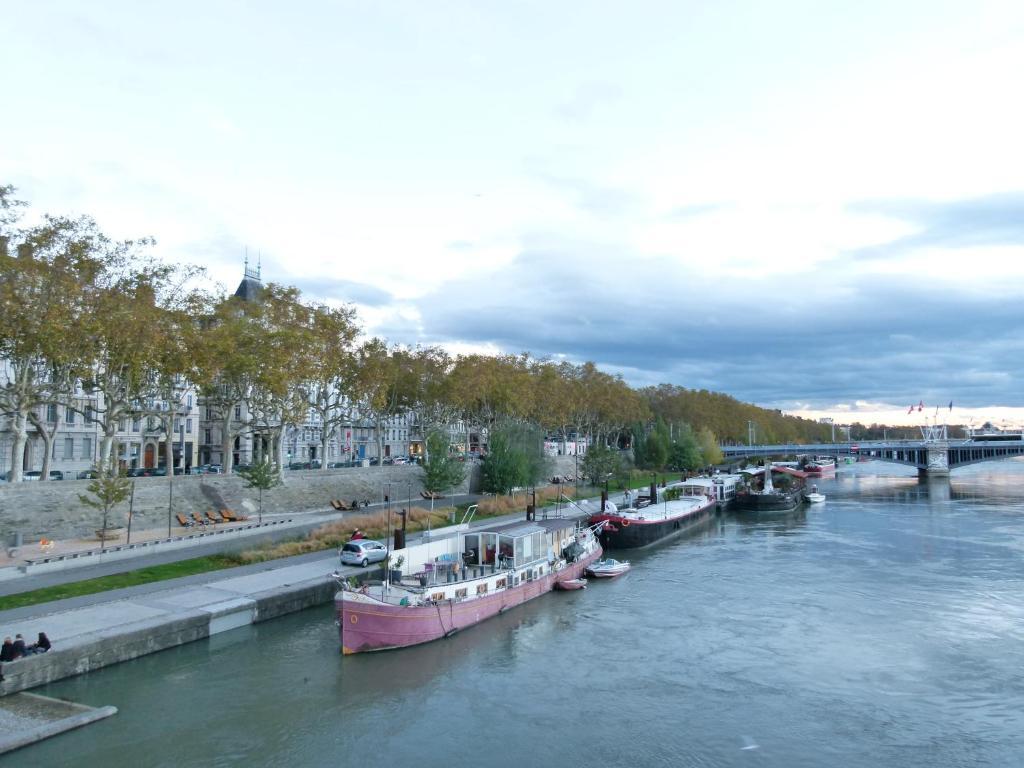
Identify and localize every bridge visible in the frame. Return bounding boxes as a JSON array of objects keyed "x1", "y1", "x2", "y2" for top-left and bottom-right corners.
[{"x1": 719, "y1": 428, "x2": 1024, "y2": 477}]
